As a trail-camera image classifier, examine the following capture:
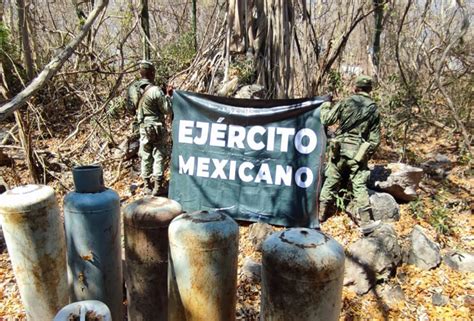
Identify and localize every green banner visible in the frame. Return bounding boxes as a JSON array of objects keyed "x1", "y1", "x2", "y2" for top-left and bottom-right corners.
[{"x1": 169, "y1": 91, "x2": 327, "y2": 228}]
